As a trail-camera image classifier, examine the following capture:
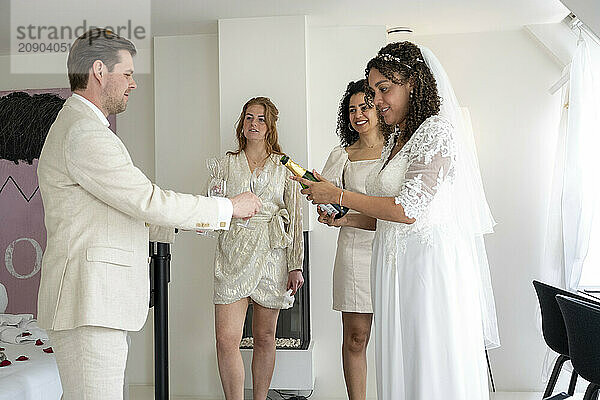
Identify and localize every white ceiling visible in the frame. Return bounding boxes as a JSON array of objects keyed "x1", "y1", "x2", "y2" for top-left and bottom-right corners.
[
  {"x1": 560, "y1": 0, "x2": 600, "y2": 38},
  {"x1": 0, "y1": 0, "x2": 571, "y2": 55},
  {"x1": 149, "y1": 0, "x2": 570, "y2": 35}
]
